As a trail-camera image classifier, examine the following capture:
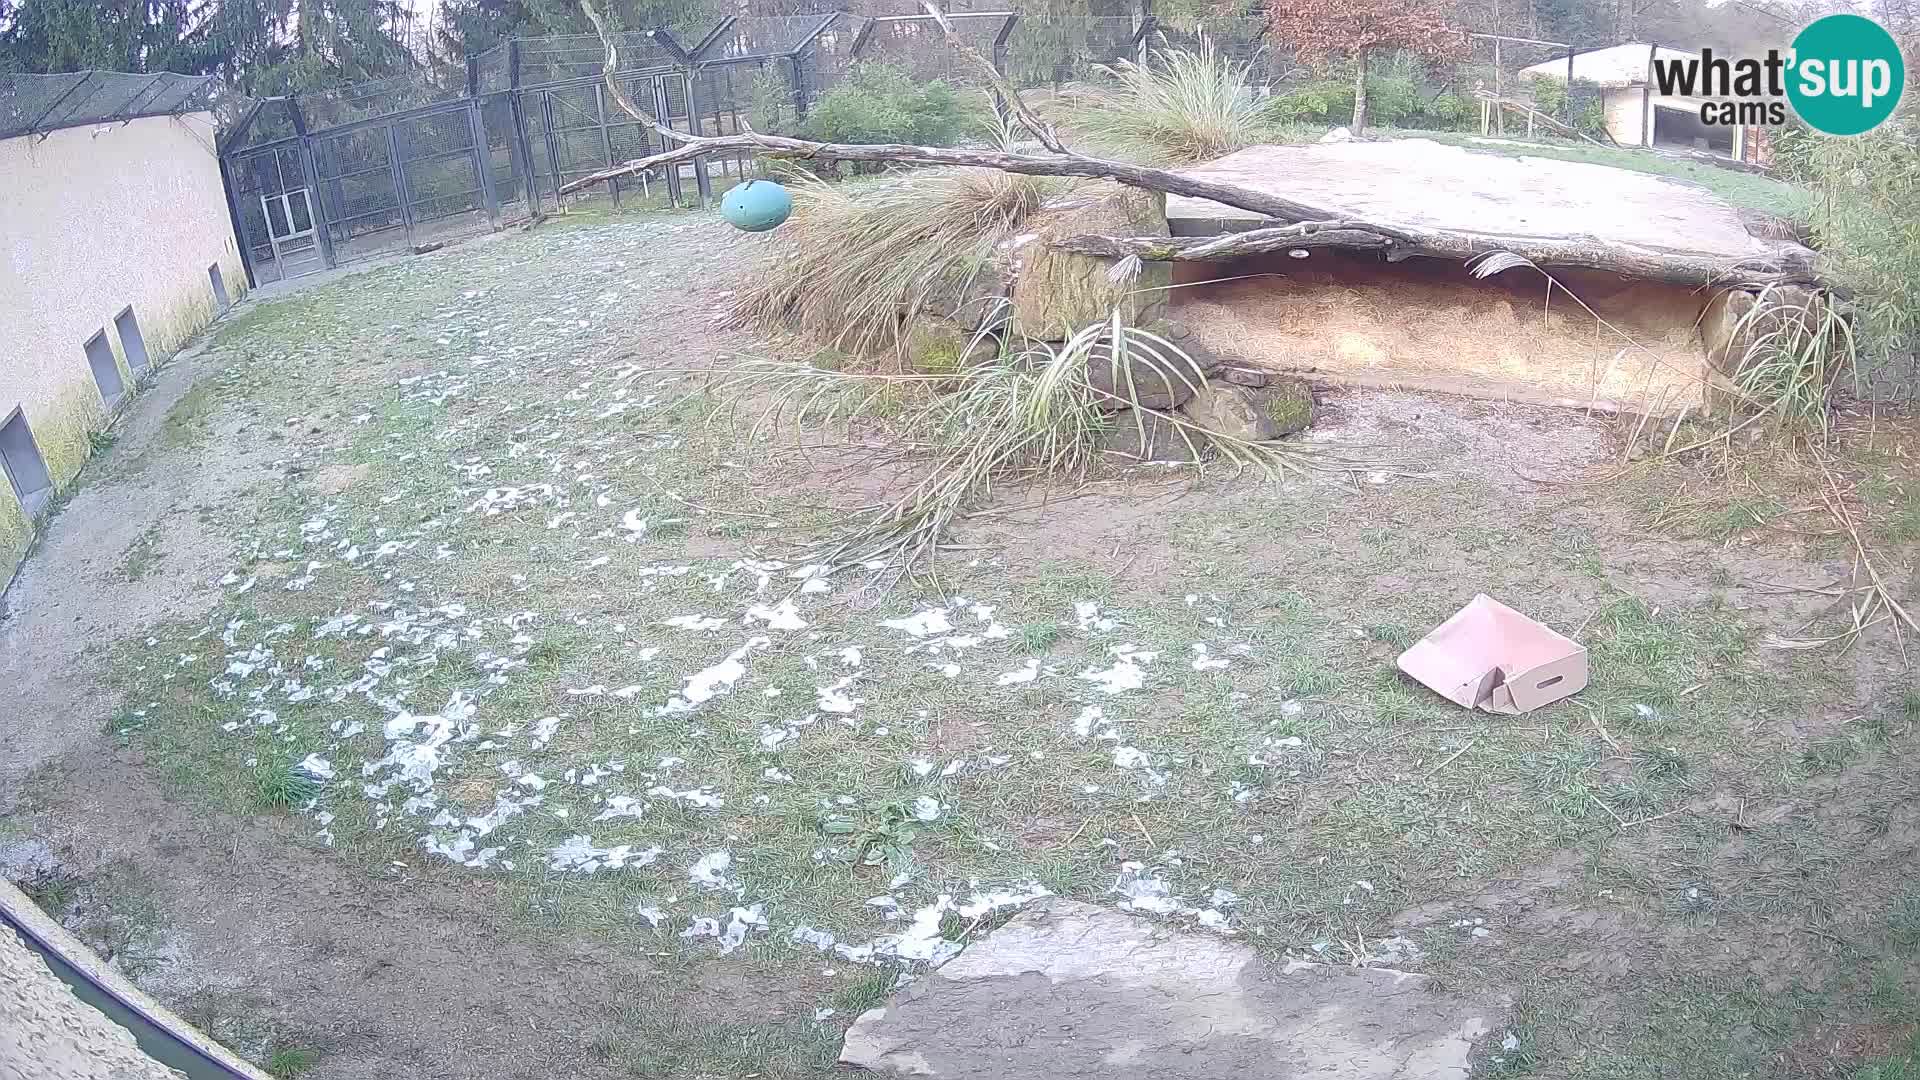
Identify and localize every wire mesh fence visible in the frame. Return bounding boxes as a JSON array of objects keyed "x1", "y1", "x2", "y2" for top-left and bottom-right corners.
[
  {"x1": 211, "y1": 8, "x2": 1680, "y2": 291},
  {"x1": 0, "y1": 70, "x2": 216, "y2": 140}
]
